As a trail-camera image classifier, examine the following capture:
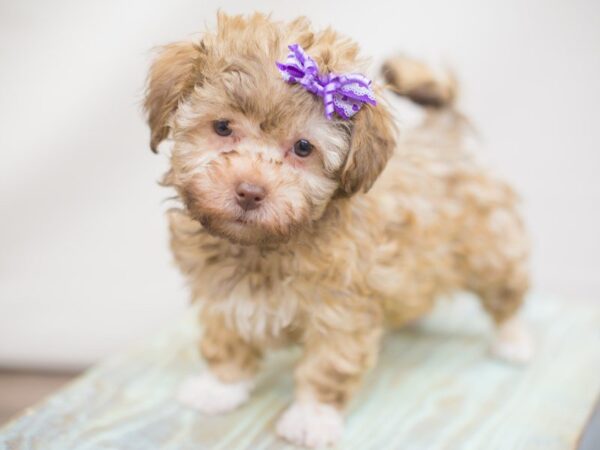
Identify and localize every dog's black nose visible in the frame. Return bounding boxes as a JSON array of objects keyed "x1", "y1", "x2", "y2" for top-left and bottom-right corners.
[{"x1": 235, "y1": 182, "x2": 266, "y2": 211}]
